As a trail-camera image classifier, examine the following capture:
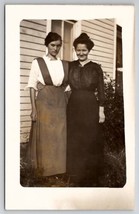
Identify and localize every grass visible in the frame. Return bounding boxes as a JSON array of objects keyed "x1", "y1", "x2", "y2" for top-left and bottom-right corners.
[{"x1": 20, "y1": 142, "x2": 126, "y2": 188}]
